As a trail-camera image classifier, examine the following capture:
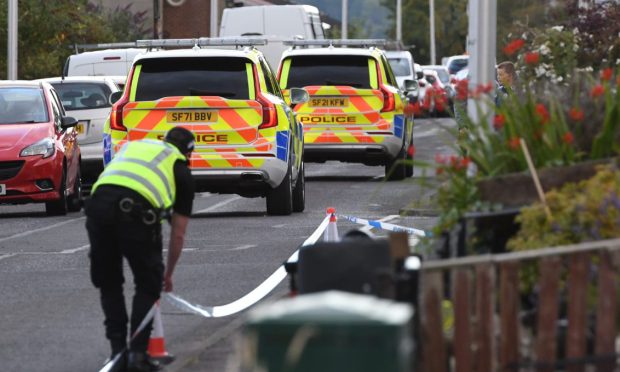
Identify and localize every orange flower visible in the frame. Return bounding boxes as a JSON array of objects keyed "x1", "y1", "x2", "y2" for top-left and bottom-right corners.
[
  {"x1": 408, "y1": 144, "x2": 416, "y2": 157},
  {"x1": 459, "y1": 157, "x2": 471, "y2": 169},
  {"x1": 503, "y1": 39, "x2": 525, "y2": 56},
  {"x1": 493, "y1": 114, "x2": 506, "y2": 130},
  {"x1": 435, "y1": 153, "x2": 447, "y2": 164},
  {"x1": 524, "y1": 52, "x2": 540, "y2": 65},
  {"x1": 508, "y1": 136, "x2": 521, "y2": 150},
  {"x1": 600, "y1": 67, "x2": 613, "y2": 82},
  {"x1": 456, "y1": 79, "x2": 469, "y2": 101},
  {"x1": 435, "y1": 167, "x2": 444, "y2": 176},
  {"x1": 562, "y1": 132, "x2": 574, "y2": 144},
  {"x1": 535, "y1": 103, "x2": 550, "y2": 125},
  {"x1": 568, "y1": 107, "x2": 584, "y2": 122},
  {"x1": 590, "y1": 84, "x2": 605, "y2": 98}
]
